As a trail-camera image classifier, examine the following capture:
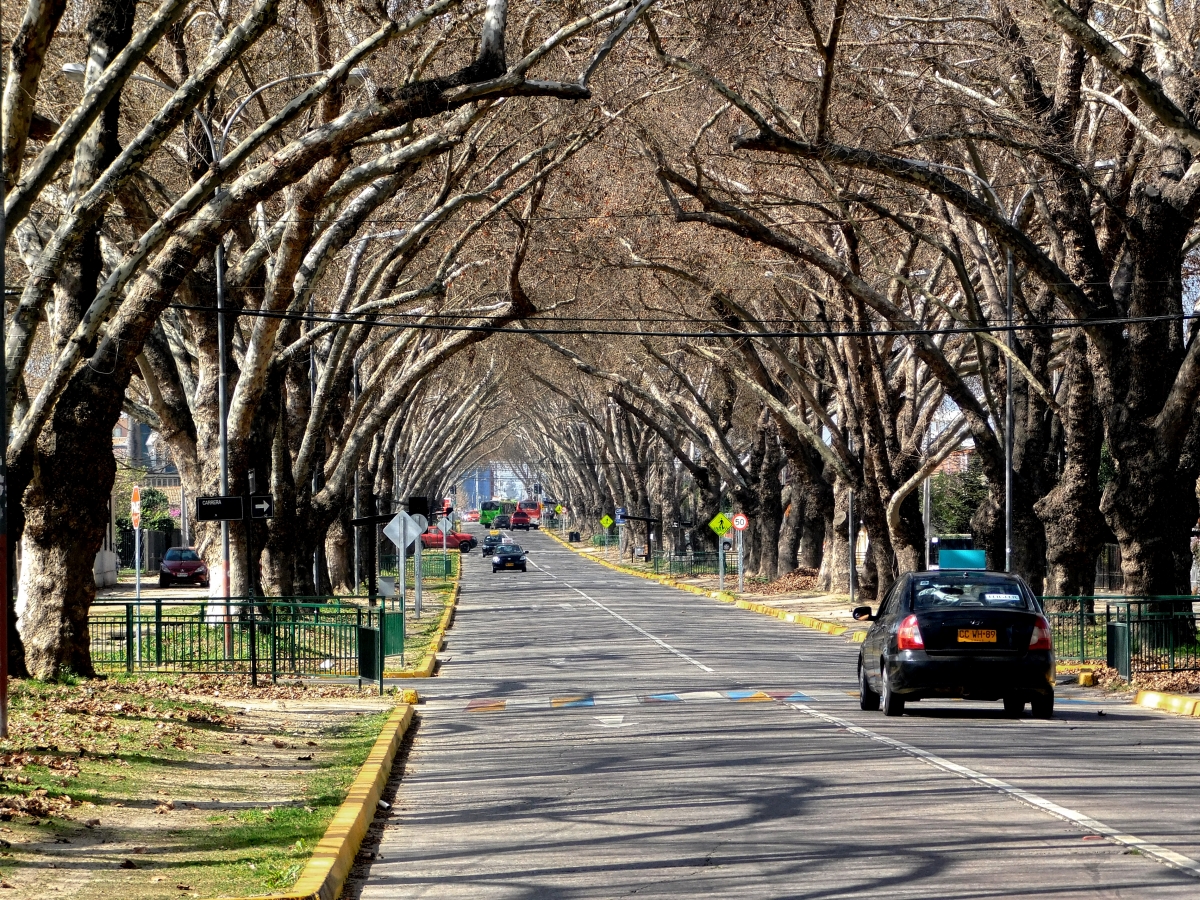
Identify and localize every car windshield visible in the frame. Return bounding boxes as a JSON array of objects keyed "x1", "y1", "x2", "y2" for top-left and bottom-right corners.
[
  {"x1": 164, "y1": 548, "x2": 200, "y2": 562},
  {"x1": 497, "y1": 545, "x2": 522, "y2": 555},
  {"x1": 911, "y1": 575, "x2": 1030, "y2": 610}
]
